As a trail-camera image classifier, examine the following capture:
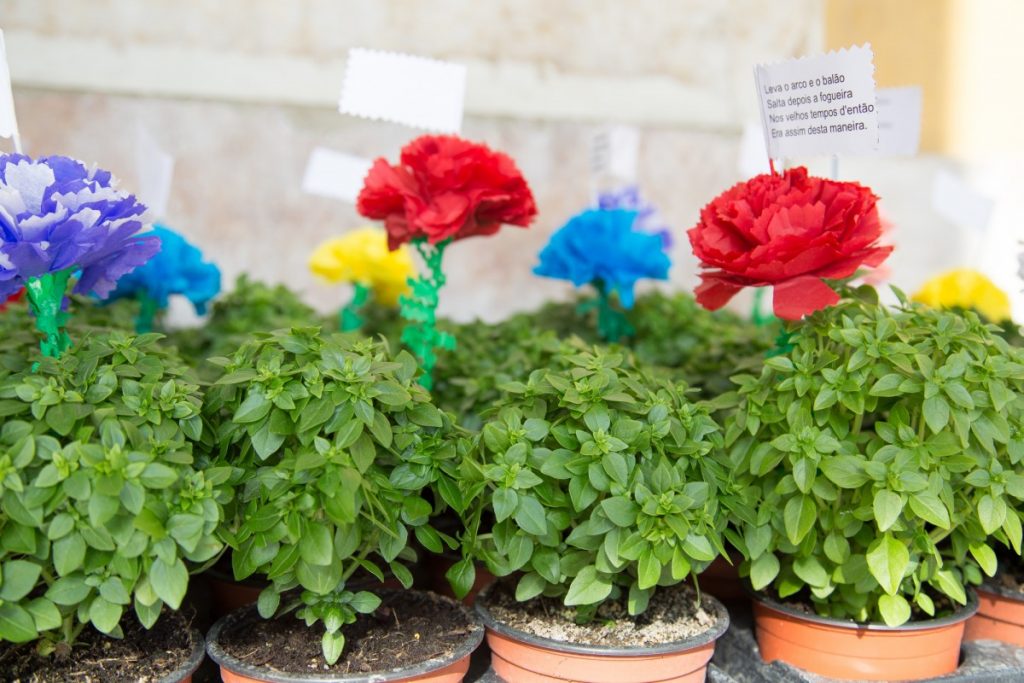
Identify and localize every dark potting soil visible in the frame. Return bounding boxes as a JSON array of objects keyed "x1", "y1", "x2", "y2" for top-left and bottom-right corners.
[
  {"x1": 0, "y1": 609, "x2": 197, "y2": 683},
  {"x1": 484, "y1": 580, "x2": 718, "y2": 648},
  {"x1": 217, "y1": 591, "x2": 474, "y2": 675},
  {"x1": 996, "y1": 562, "x2": 1024, "y2": 594}
]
